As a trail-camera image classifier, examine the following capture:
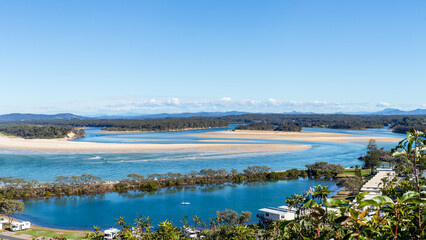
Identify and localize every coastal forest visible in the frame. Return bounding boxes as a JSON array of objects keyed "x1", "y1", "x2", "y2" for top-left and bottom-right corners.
[
  {"x1": 219, "y1": 114, "x2": 426, "y2": 133},
  {"x1": 235, "y1": 122, "x2": 302, "y2": 132},
  {"x1": 0, "y1": 125, "x2": 85, "y2": 139},
  {"x1": 0, "y1": 114, "x2": 424, "y2": 138}
]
